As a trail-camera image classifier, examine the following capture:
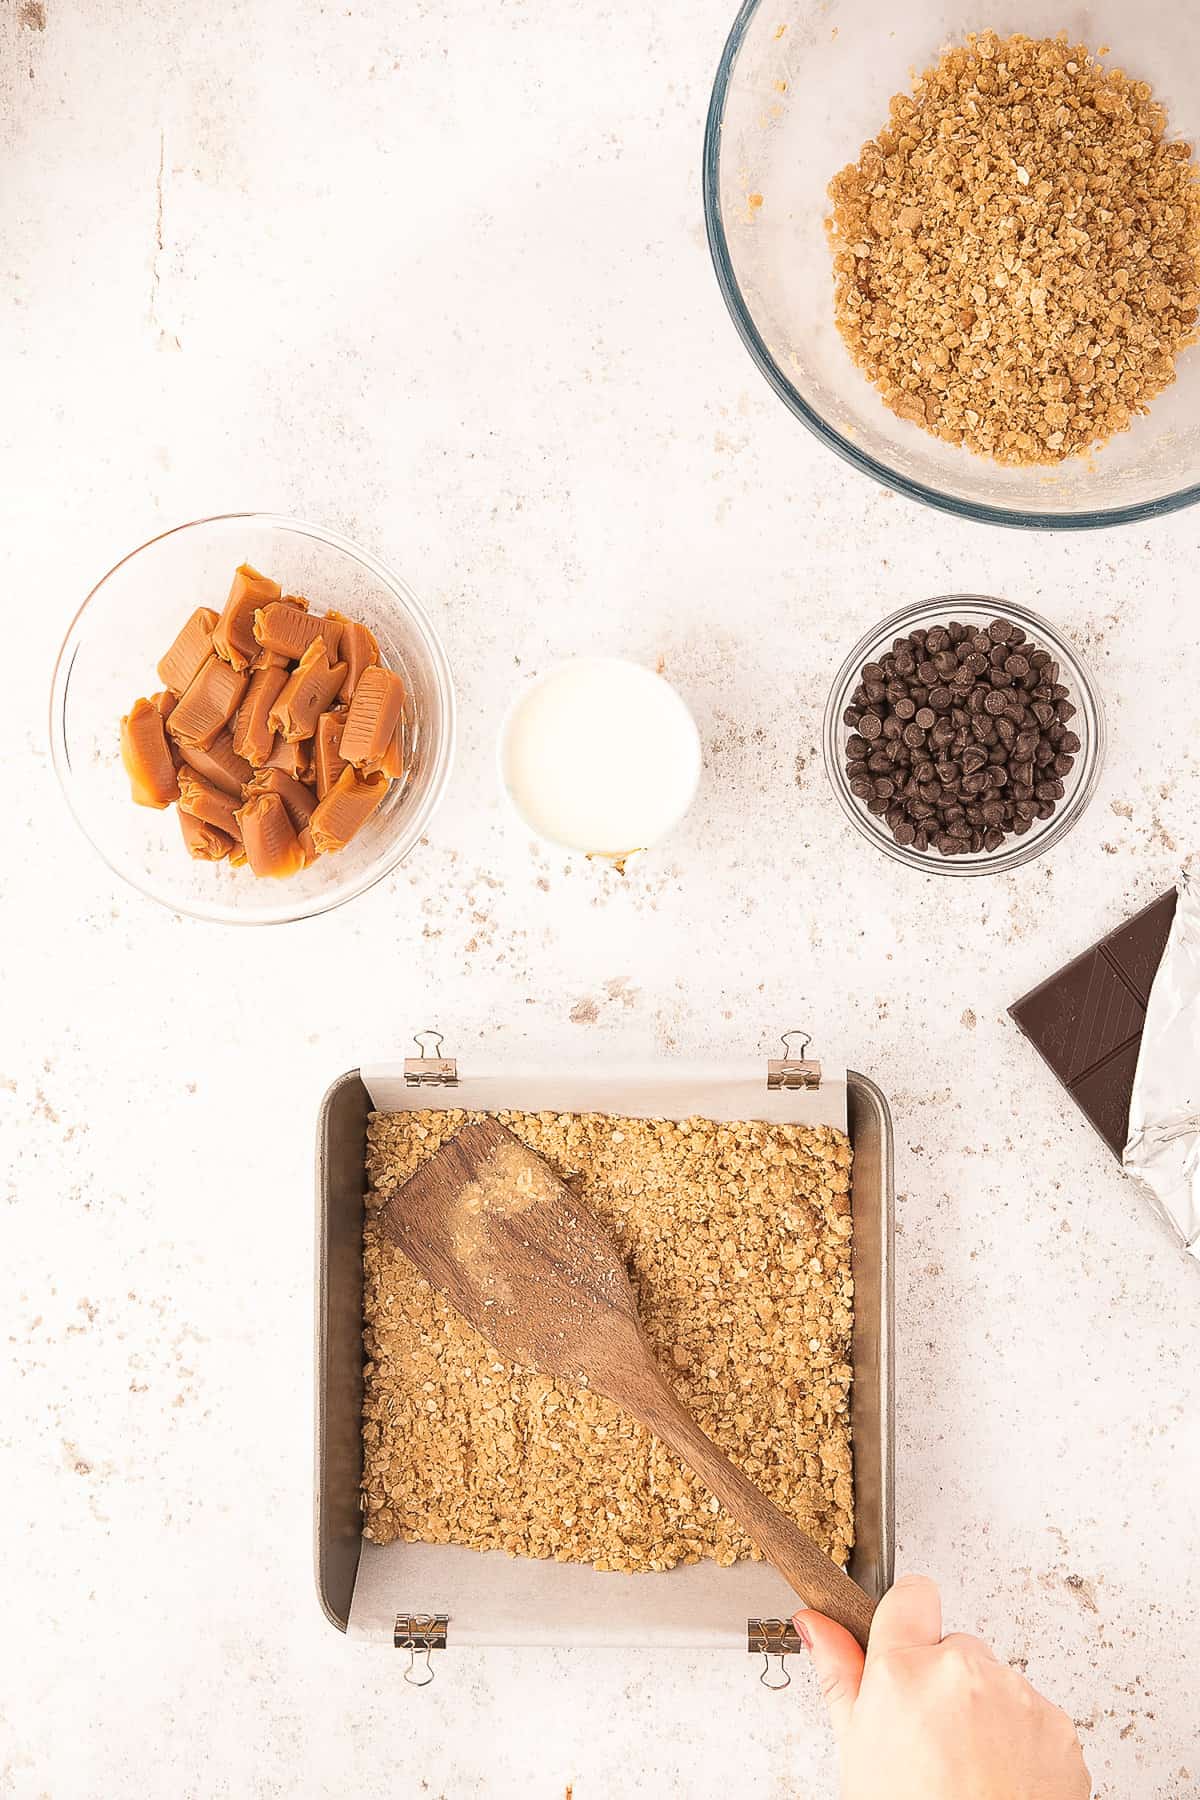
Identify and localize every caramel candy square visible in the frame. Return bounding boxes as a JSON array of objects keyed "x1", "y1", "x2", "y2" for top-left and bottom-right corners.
[
  {"x1": 174, "y1": 728, "x2": 253, "y2": 797},
  {"x1": 120, "y1": 697, "x2": 180, "y2": 809},
  {"x1": 212, "y1": 565, "x2": 281, "y2": 670},
  {"x1": 157, "y1": 608, "x2": 218, "y2": 696},
  {"x1": 233, "y1": 662, "x2": 290, "y2": 768},
  {"x1": 313, "y1": 709, "x2": 349, "y2": 799},
  {"x1": 268, "y1": 639, "x2": 348, "y2": 743},
  {"x1": 253, "y1": 600, "x2": 342, "y2": 664},
  {"x1": 245, "y1": 767, "x2": 317, "y2": 832},
  {"x1": 262, "y1": 734, "x2": 311, "y2": 782},
  {"x1": 340, "y1": 666, "x2": 406, "y2": 769},
  {"x1": 167, "y1": 655, "x2": 248, "y2": 750},
  {"x1": 177, "y1": 768, "x2": 243, "y2": 840},
  {"x1": 309, "y1": 763, "x2": 388, "y2": 854},
  {"x1": 236, "y1": 790, "x2": 306, "y2": 879},
  {"x1": 367, "y1": 721, "x2": 404, "y2": 781},
  {"x1": 329, "y1": 612, "x2": 380, "y2": 703},
  {"x1": 178, "y1": 808, "x2": 235, "y2": 862}
]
